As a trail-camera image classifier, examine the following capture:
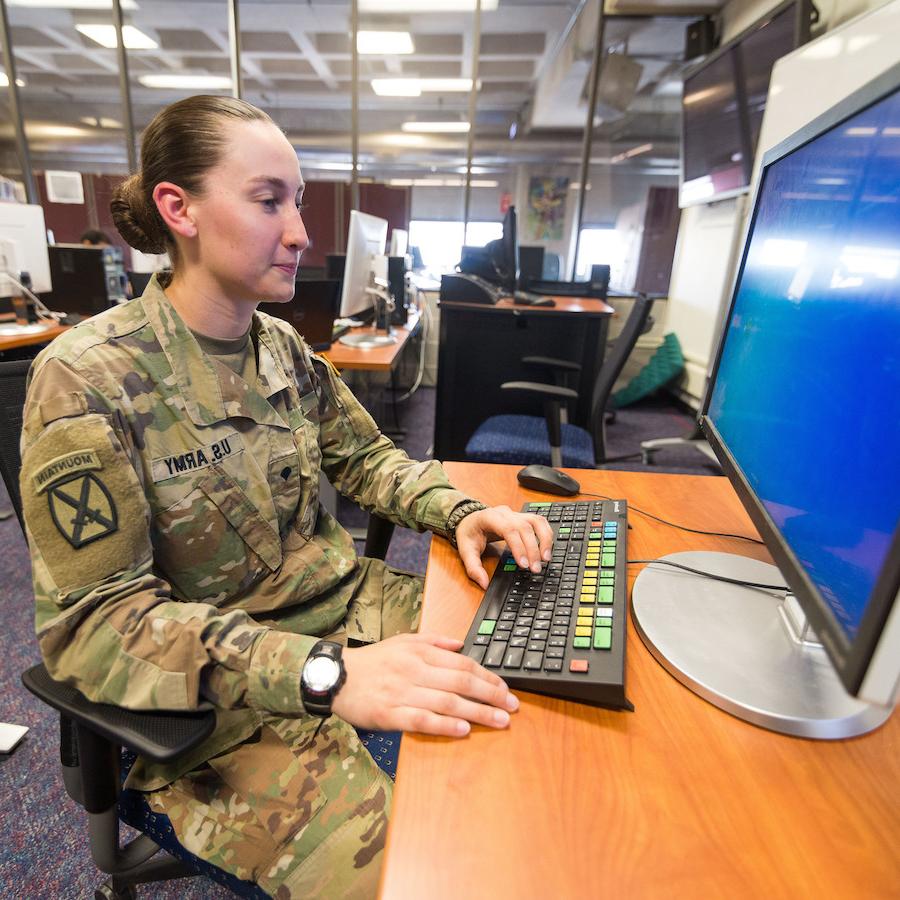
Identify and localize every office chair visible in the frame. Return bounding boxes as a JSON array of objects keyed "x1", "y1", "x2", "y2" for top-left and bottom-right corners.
[
  {"x1": 464, "y1": 296, "x2": 655, "y2": 469},
  {"x1": 0, "y1": 360, "x2": 398, "y2": 899}
]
